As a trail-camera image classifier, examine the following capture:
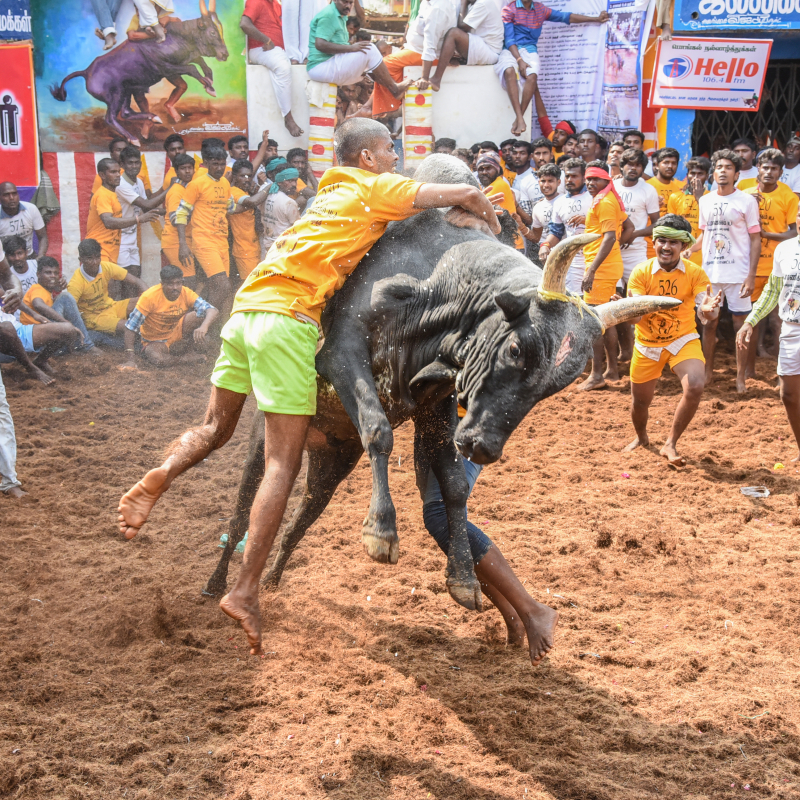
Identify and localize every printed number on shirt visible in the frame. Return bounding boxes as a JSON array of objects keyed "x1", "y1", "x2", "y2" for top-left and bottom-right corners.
[
  {"x1": 658, "y1": 278, "x2": 680, "y2": 297},
  {"x1": 710, "y1": 202, "x2": 729, "y2": 217}
]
